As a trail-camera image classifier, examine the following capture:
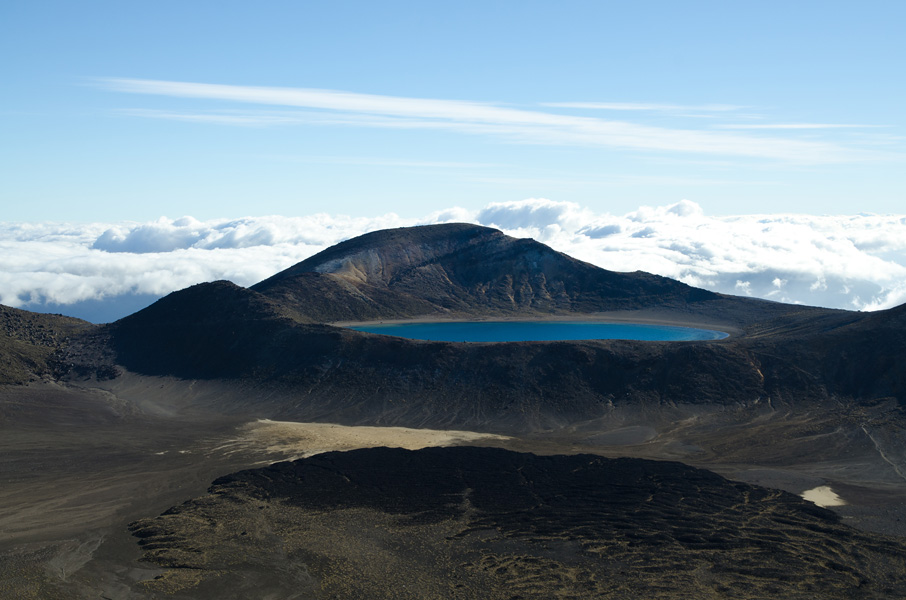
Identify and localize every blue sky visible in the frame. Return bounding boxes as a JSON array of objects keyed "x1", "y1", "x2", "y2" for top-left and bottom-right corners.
[
  {"x1": 3, "y1": 1, "x2": 906, "y2": 322},
  {"x1": 3, "y1": 0, "x2": 904, "y2": 222}
]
